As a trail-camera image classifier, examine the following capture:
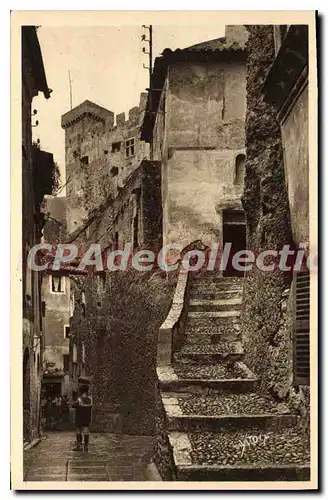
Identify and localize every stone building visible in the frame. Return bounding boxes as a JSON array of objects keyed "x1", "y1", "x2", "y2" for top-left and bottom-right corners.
[
  {"x1": 263, "y1": 25, "x2": 310, "y2": 390},
  {"x1": 60, "y1": 94, "x2": 163, "y2": 430},
  {"x1": 241, "y1": 25, "x2": 310, "y2": 425},
  {"x1": 48, "y1": 25, "x2": 313, "y2": 480},
  {"x1": 141, "y1": 25, "x2": 248, "y2": 266},
  {"x1": 63, "y1": 157, "x2": 163, "y2": 426},
  {"x1": 61, "y1": 95, "x2": 149, "y2": 235},
  {"x1": 41, "y1": 196, "x2": 71, "y2": 400},
  {"x1": 60, "y1": 25, "x2": 250, "y2": 434},
  {"x1": 22, "y1": 26, "x2": 54, "y2": 441}
]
